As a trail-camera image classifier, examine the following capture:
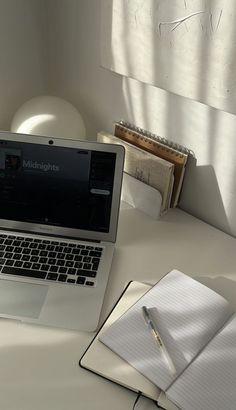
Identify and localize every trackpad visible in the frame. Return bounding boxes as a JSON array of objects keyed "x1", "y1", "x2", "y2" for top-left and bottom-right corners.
[{"x1": 0, "y1": 280, "x2": 48, "y2": 319}]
